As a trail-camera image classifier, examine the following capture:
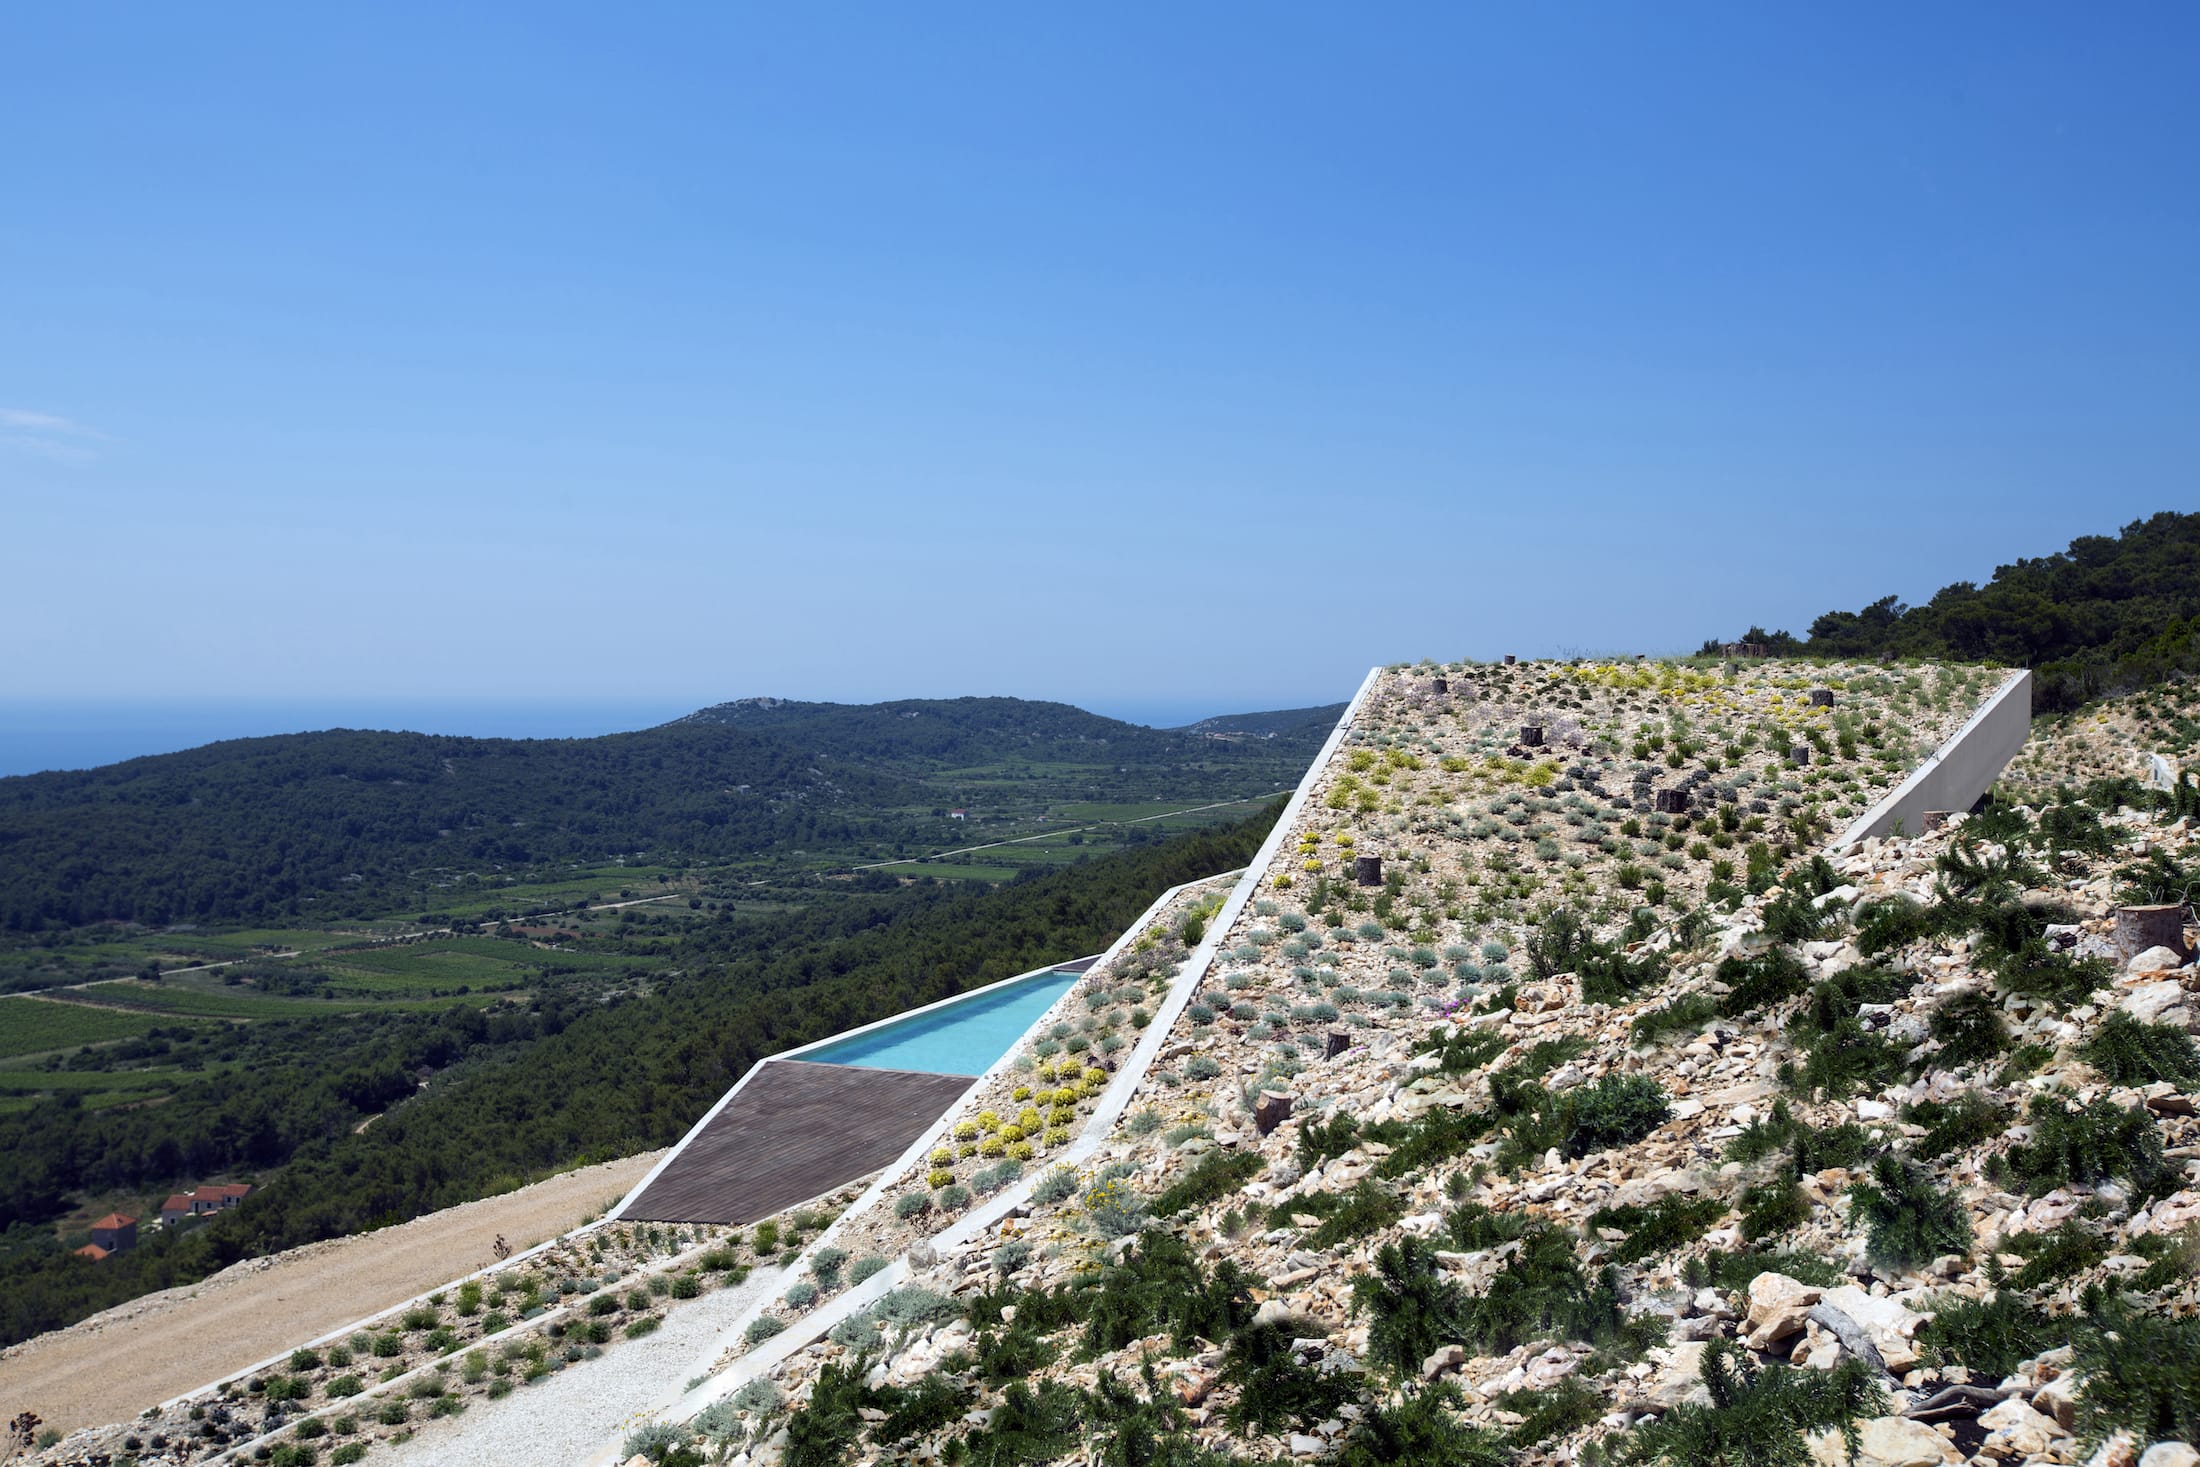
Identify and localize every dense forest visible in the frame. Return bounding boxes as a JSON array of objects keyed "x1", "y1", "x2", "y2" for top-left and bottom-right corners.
[
  {"x1": 0, "y1": 811, "x2": 1277, "y2": 1347},
  {"x1": 1705, "y1": 510, "x2": 2200, "y2": 712},
  {"x1": 0, "y1": 697, "x2": 1335, "y2": 931}
]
